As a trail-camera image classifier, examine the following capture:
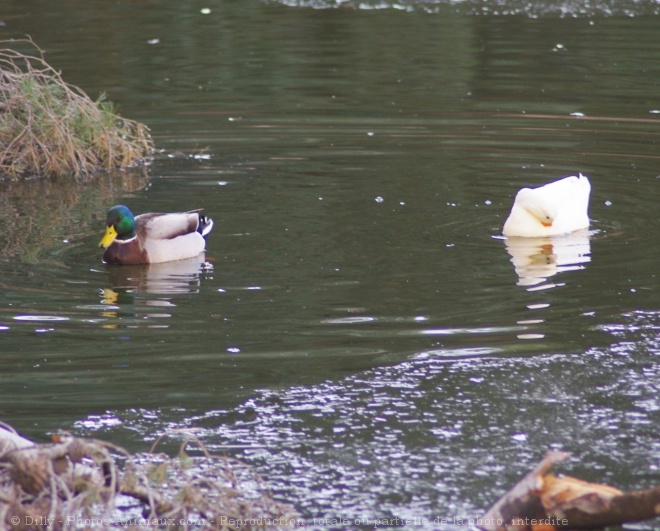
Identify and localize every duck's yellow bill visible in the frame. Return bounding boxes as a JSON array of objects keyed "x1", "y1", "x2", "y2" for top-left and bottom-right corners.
[
  {"x1": 541, "y1": 221, "x2": 553, "y2": 227},
  {"x1": 99, "y1": 225, "x2": 118, "y2": 248}
]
